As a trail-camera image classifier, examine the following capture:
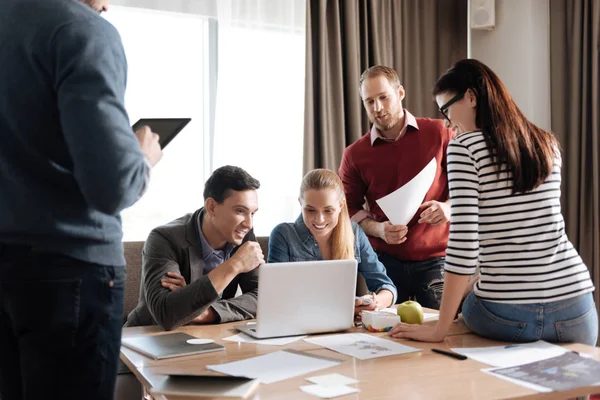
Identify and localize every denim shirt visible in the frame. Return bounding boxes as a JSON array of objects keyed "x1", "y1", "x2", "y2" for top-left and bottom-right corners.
[{"x1": 268, "y1": 215, "x2": 397, "y2": 303}]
